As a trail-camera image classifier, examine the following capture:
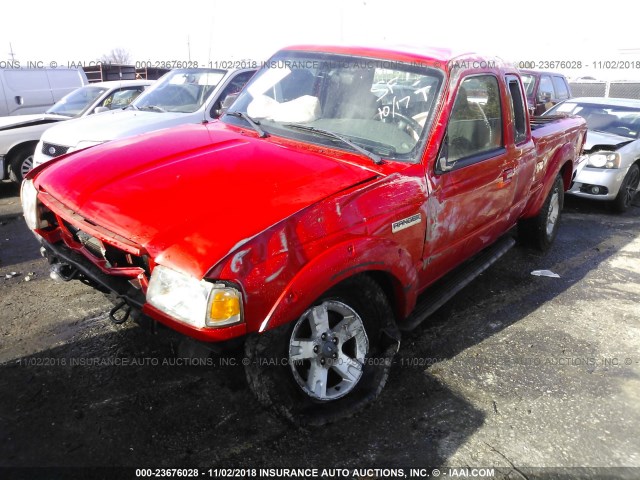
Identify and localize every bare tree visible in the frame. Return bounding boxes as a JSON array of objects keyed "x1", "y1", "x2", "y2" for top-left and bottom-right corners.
[{"x1": 100, "y1": 47, "x2": 132, "y2": 65}]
